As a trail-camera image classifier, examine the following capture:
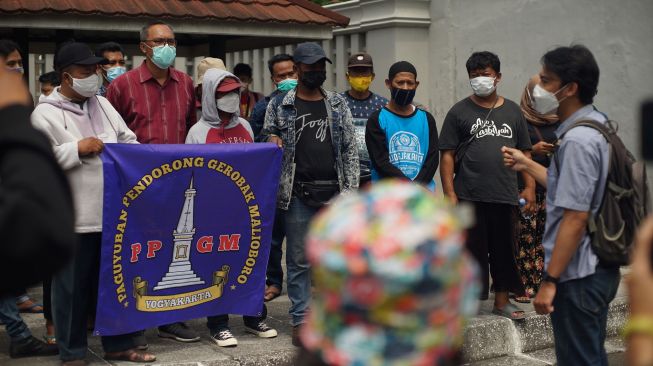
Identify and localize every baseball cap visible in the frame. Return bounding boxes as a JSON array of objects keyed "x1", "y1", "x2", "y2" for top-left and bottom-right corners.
[
  {"x1": 196, "y1": 57, "x2": 226, "y2": 86},
  {"x1": 347, "y1": 52, "x2": 373, "y2": 68},
  {"x1": 293, "y1": 42, "x2": 332, "y2": 65},
  {"x1": 301, "y1": 180, "x2": 480, "y2": 366},
  {"x1": 54, "y1": 42, "x2": 108, "y2": 71},
  {"x1": 216, "y1": 77, "x2": 241, "y2": 93}
]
